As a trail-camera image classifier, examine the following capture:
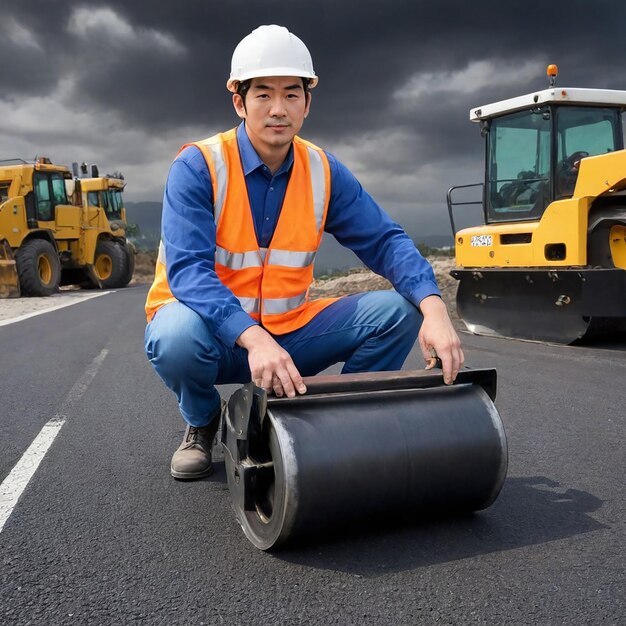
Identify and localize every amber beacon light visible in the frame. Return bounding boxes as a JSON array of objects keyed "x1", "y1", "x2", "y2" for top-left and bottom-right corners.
[{"x1": 547, "y1": 63, "x2": 559, "y2": 87}]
